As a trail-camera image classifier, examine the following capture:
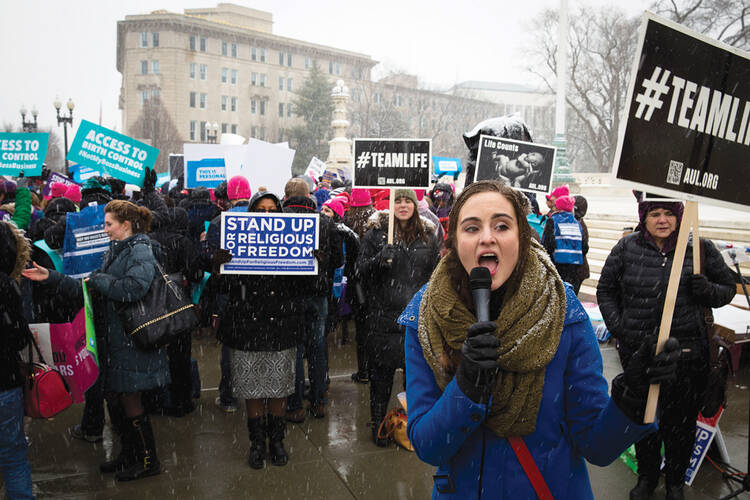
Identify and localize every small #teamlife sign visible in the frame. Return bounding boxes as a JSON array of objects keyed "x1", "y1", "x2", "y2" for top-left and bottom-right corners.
[{"x1": 352, "y1": 139, "x2": 432, "y2": 190}]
